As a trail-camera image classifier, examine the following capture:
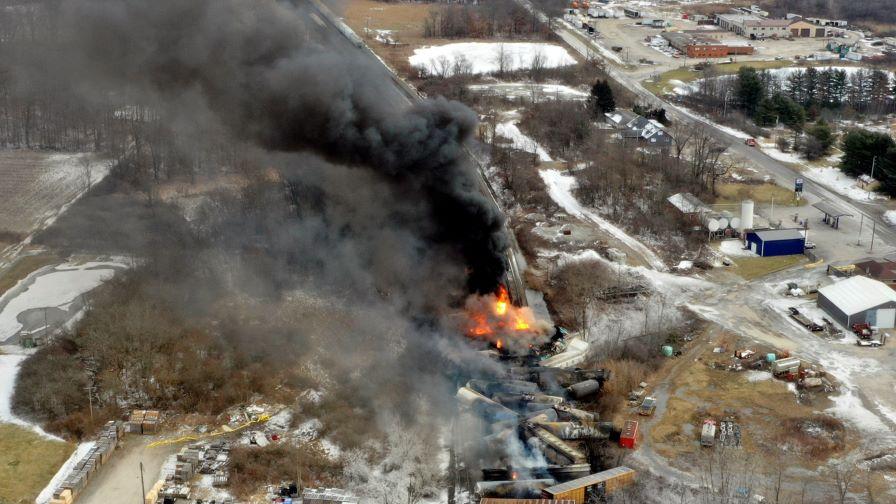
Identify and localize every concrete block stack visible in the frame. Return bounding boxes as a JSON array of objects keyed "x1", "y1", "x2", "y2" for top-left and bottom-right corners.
[
  {"x1": 48, "y1": 421, "x2": 123, "y2": 504},
  {"x1": 174, "y1": 447, "x2": 200, "y2": 483}
]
